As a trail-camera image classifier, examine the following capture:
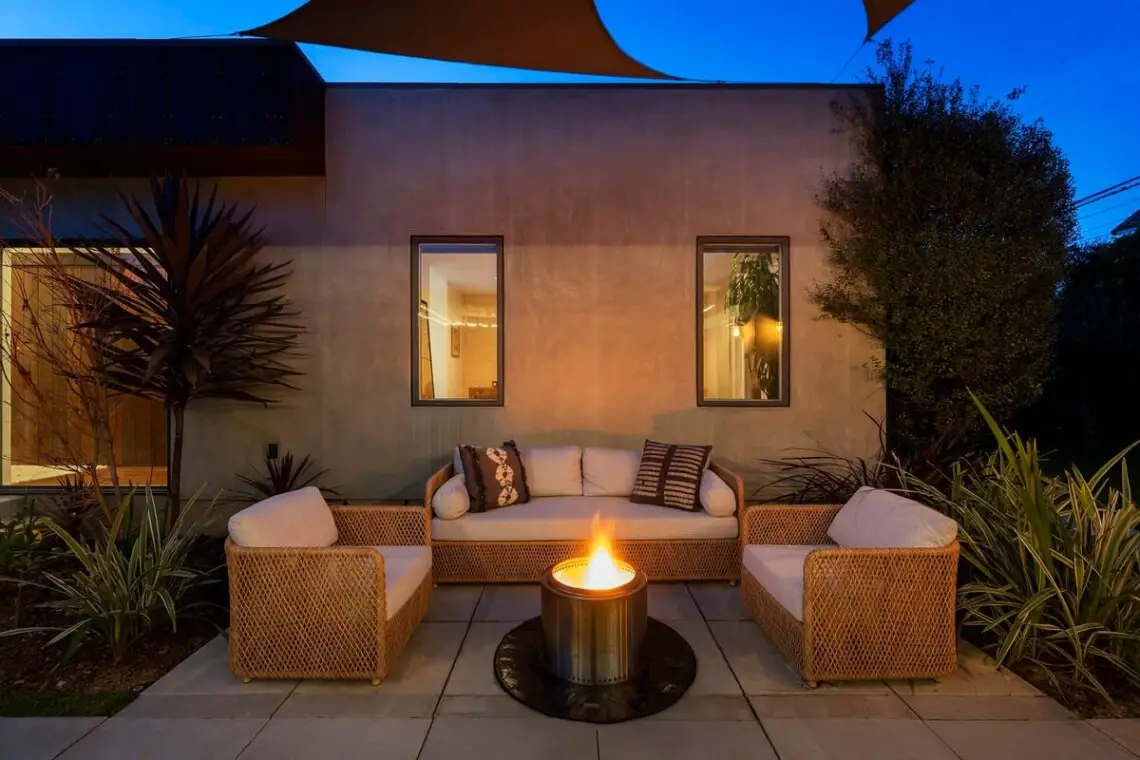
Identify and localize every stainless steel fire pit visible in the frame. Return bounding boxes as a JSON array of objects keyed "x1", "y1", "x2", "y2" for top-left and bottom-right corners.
[{"x1": 540, "y1": 556, "x2": 648, "y2": 685}]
